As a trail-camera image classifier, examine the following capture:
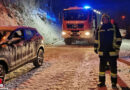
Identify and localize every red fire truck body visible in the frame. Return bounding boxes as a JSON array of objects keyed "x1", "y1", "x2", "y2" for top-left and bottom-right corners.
[{"x1": 62, "y1": 6, "x2": 101, "y2": 45}]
